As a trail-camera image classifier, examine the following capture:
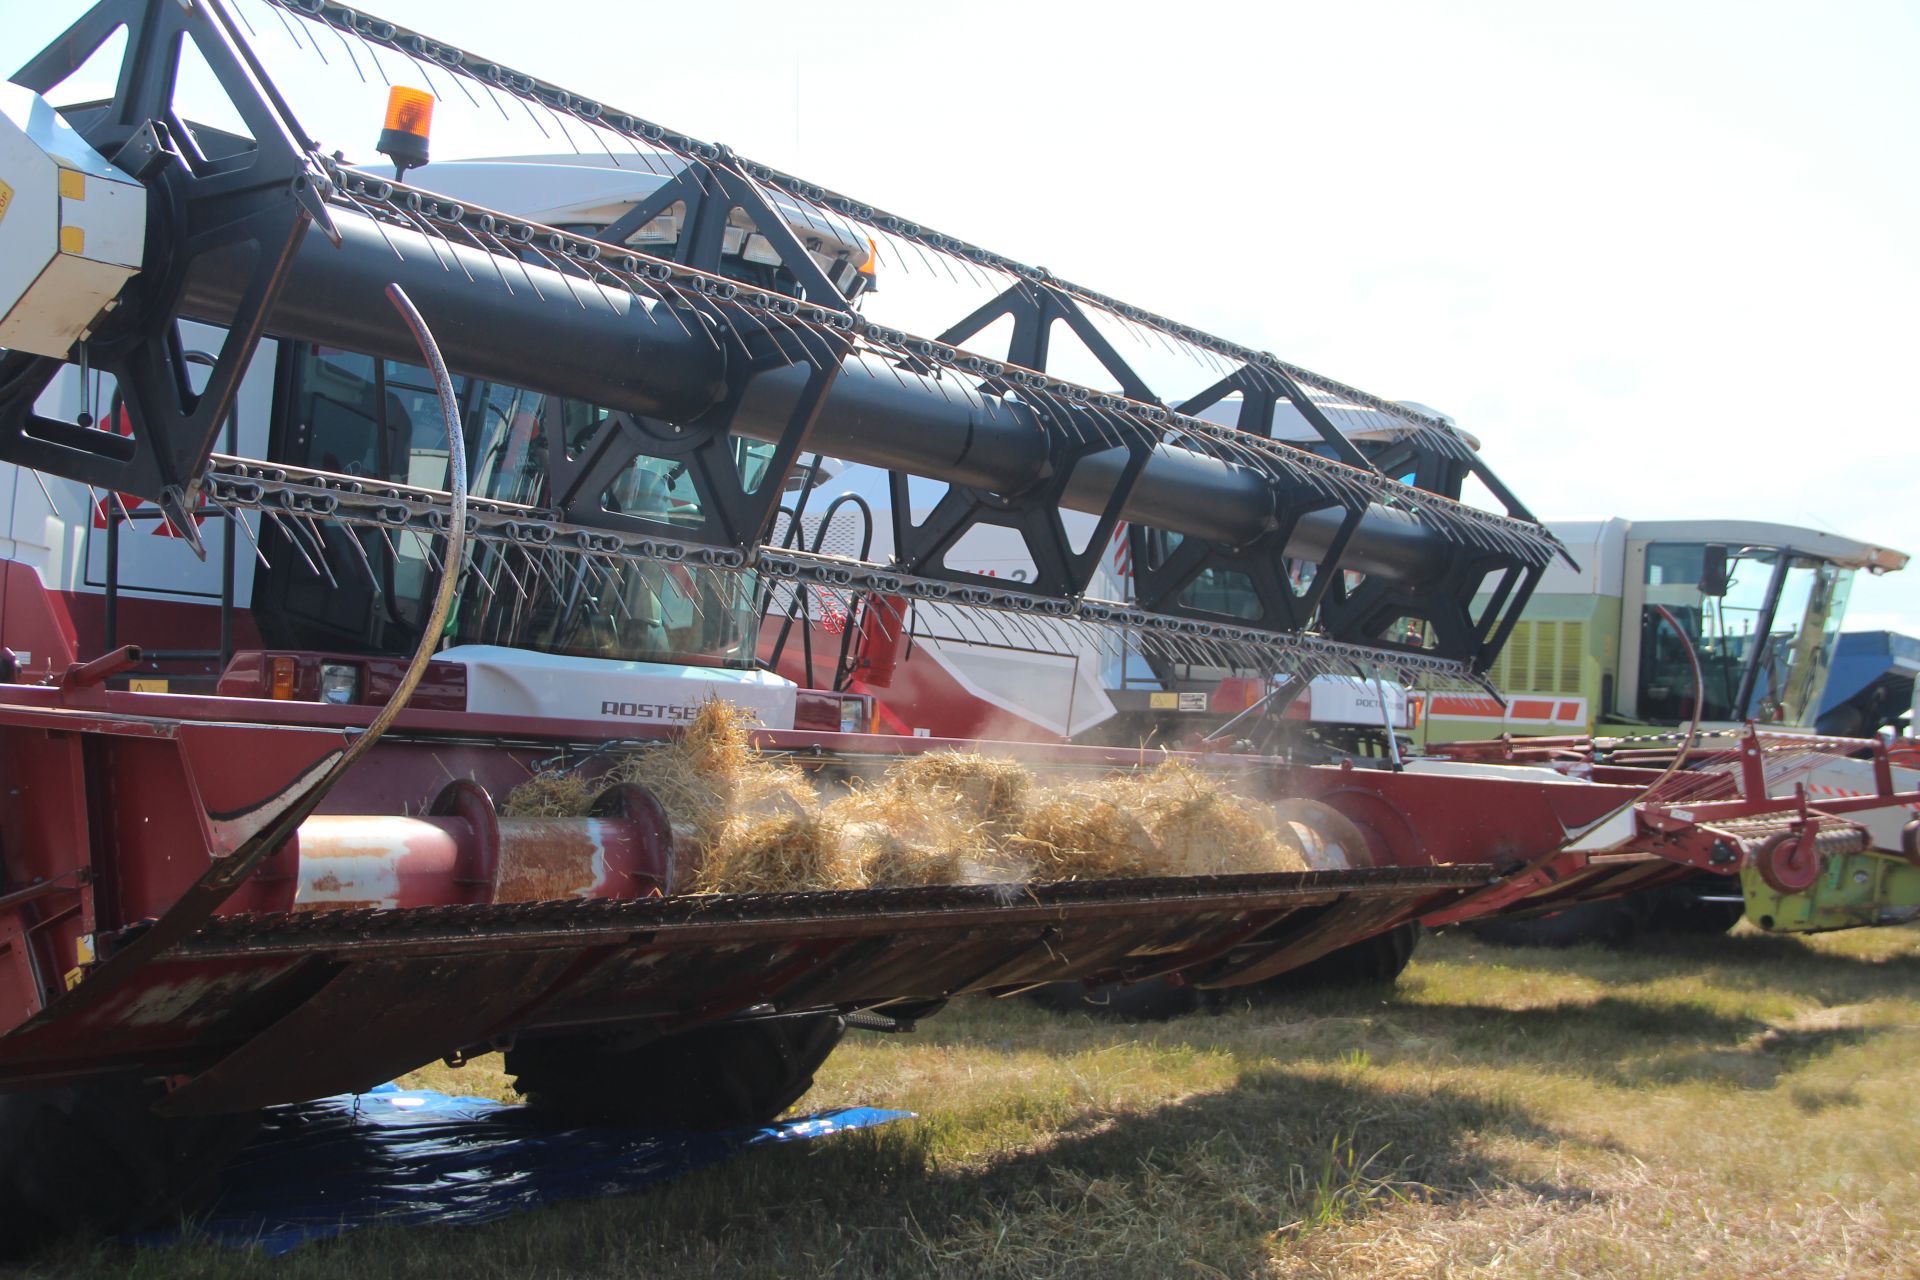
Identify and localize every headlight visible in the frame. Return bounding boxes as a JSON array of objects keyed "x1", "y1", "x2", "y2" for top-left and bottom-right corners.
[
  {"x1": 319, "y1": 662, "x2": 360, "y2": 705},
  {"x1": 839, "y1": 697, "x2": 867, "y2": 735}
]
